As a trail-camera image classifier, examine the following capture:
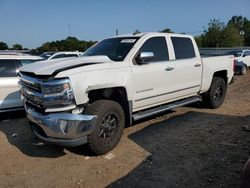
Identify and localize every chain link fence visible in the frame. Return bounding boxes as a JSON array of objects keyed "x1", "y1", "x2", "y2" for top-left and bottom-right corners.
[{"x1": 199, "y1": 47, "x2": 250, "y2": 56}]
